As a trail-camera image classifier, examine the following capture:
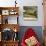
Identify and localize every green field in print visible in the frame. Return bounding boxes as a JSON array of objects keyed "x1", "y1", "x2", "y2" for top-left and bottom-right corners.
[{"x1": 23, "y1": 6, "x2": 38, "y2": 20}]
